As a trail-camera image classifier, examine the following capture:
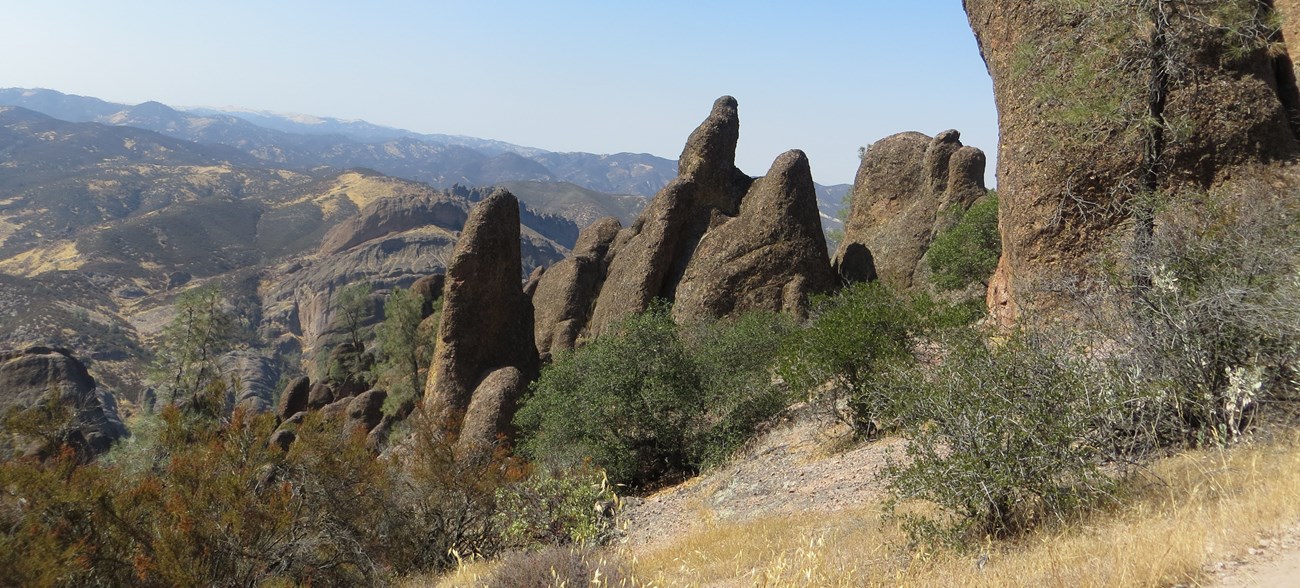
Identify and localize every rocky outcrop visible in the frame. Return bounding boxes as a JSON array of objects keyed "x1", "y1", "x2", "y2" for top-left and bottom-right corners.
[
  {"x1": 529, "y1": 96, "x2": 833, "y2": 342},
  {"x1": 964, "y1": 0, "x2": 1300, "y2": 321},
  {"x1": 0, "y1": 345, "x2": 128, "y2": 459},
  {"x1": 345, "y1": 389, "x2": 387, "y2": 433},
  {"x1": 587, "y1": 97, "x2": 755, "y2": 334},
  {"x1": 220, "y1": 350, "x2": 280, "y2": 415},
  {"x1": 832, "y1": 131, "x2": 987, "y2": 291},
  {"x1": 454, "y1": 366, "x2": 526, "y2": 459},
  {"x1": 259, "y1": 192, "x2": 564, "y2": 367},
  {"x1": 424, "y1": 190, "x2": 539, "y2": 447},
  {"x1": 532, "y1": 216, "x2": 622, "y2": 355},
  {"x1": 318, "y1": 192, "x2": 468, "y2": 256},
  {"x1": 275, "y1": 376, "x2": 311, "y2": 421},
  {"x1": 673, "y1": 150, "x2": 835, "y2": 322}
]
